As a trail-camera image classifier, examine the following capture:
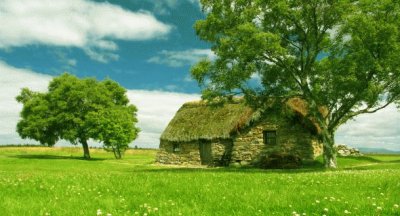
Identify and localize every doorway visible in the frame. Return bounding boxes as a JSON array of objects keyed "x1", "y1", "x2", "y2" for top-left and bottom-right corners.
[{"x1": 199, "y1": 141, "x2": 212, "y2": 165}]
